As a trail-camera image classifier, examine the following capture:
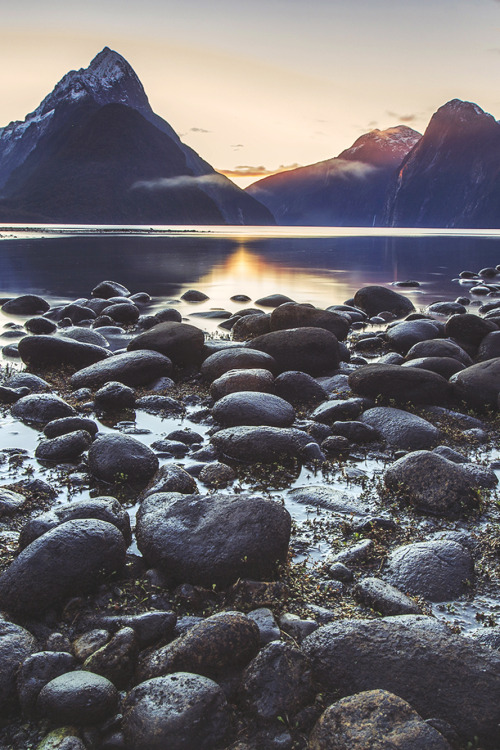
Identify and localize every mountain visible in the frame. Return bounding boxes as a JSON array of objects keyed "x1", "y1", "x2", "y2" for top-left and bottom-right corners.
[
  {"x1": 246, "y1": 126, "x2": 421, "y2": 226},
  {"x1": 383, "y1": 100, "x2": 500, "y2": 228},
  {"x1": 0, "y1": 47, "x2": 273, "y2": 225}
]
